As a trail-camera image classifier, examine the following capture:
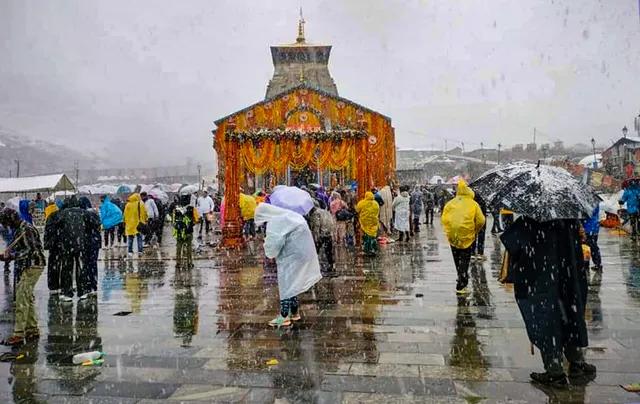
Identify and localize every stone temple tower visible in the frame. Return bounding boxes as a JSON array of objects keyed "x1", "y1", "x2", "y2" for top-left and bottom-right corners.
[{"x1": 265, "y1": 12, "x2": 338, "y2": 99}]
